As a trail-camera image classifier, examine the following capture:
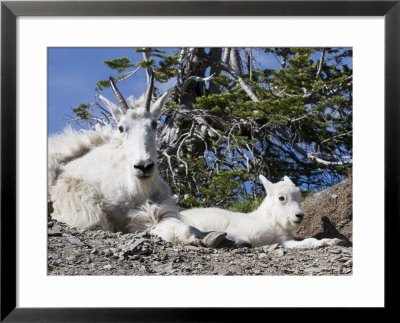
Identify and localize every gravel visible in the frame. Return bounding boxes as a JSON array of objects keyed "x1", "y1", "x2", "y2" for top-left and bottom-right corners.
[
  {"x1": 48, "y1": 176, "x2": 353, "y2": 276},
  {"x1": 48, "y1": 219, "x2": 352, "y2": 276}
]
